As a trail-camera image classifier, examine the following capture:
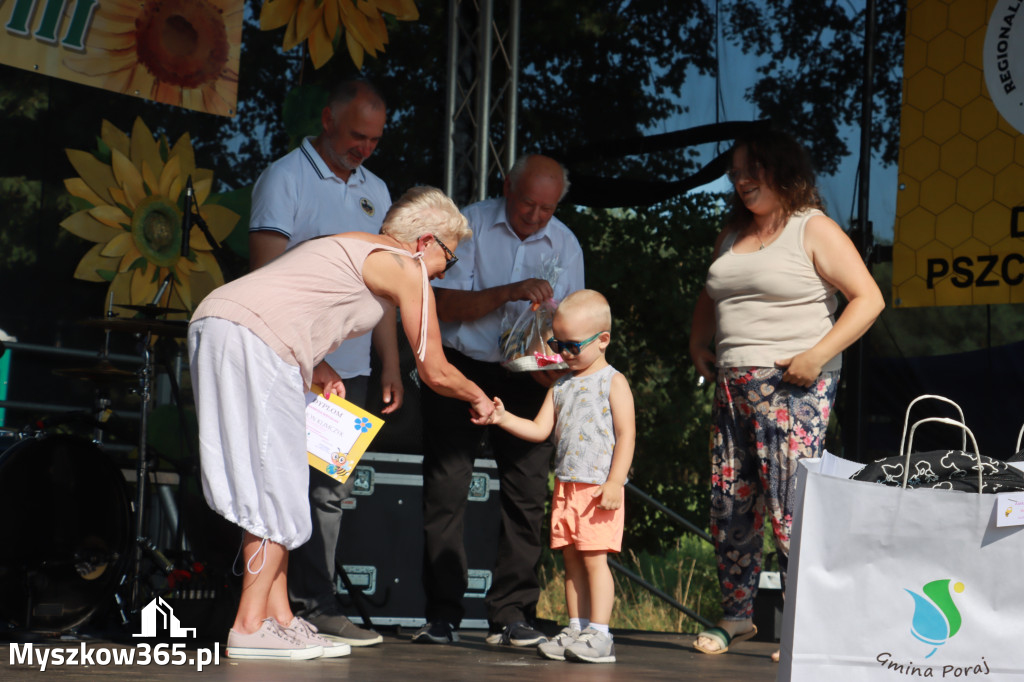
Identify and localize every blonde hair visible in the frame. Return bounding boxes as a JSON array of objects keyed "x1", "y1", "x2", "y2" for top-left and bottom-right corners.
[
  {"x1": 382, "y1": 186, "x2": 472, "y2": 244},
  {"x1": 557, "y1": 289, "x2": 612, "y2": 332}
]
